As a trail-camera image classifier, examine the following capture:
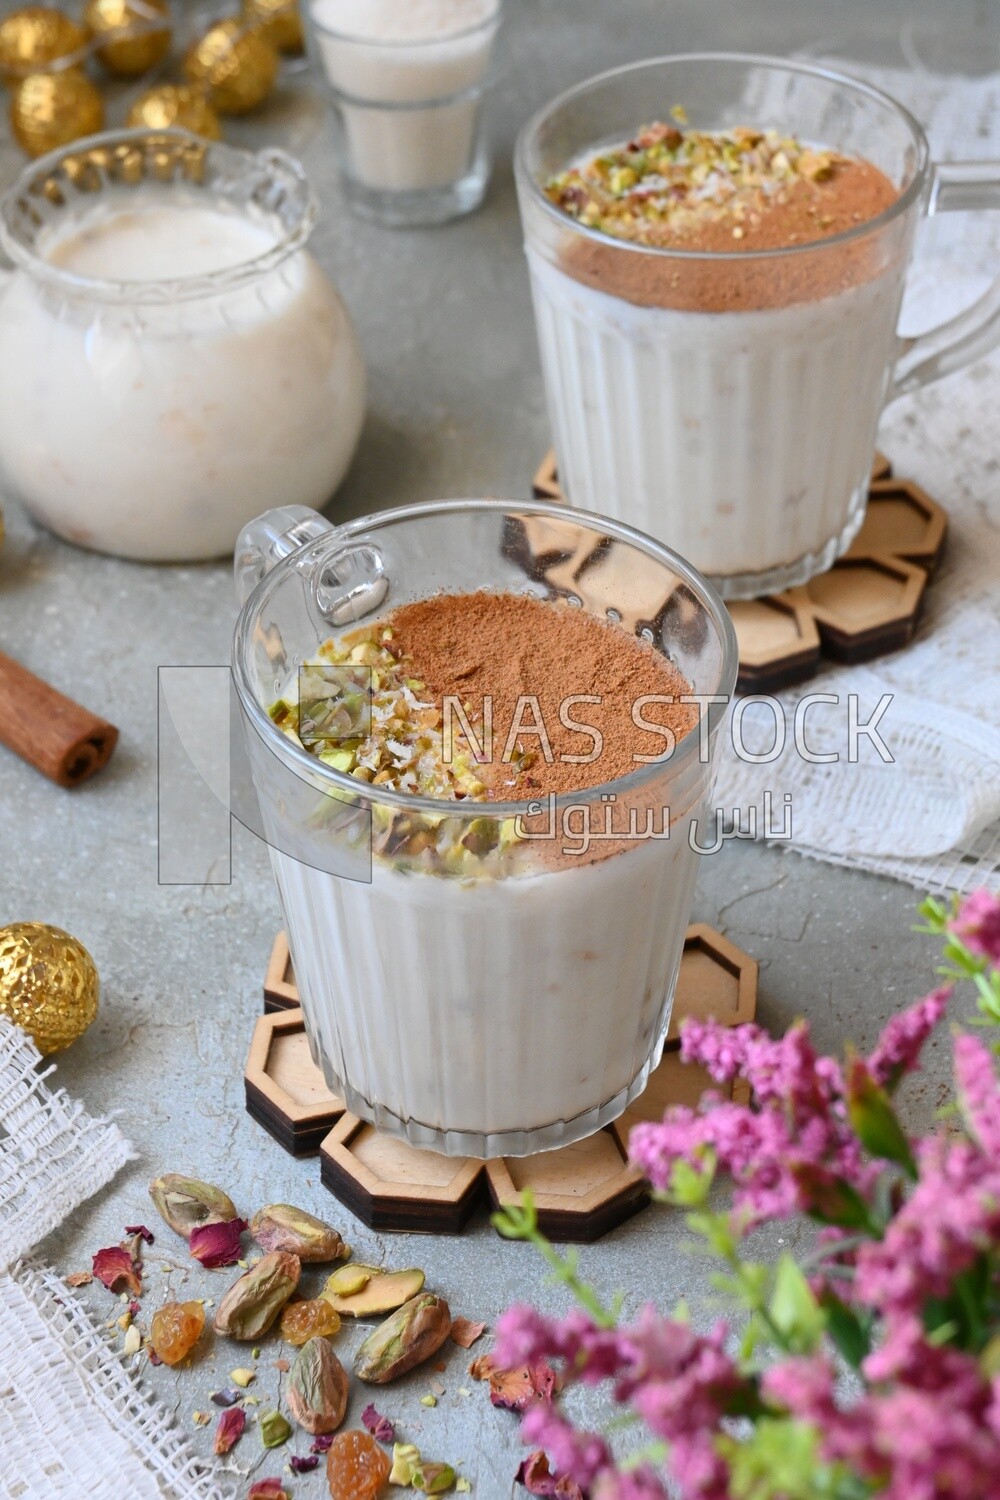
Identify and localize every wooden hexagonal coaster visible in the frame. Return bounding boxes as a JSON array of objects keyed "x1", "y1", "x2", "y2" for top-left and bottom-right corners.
[
  {"x1": 849, "y1": 478, "x2": 948, "y2": 574},
  {"x1": 263, "y1": 932, "x2": 298, "y2": 1012},
  {"x1": 532, "y1": 449, "x2": 893, "y2": 507},
  {"x1": 245, "y1": 1007, "x2": 346, "y2": 1154},
  {"x1": 611, "y1": 1054, "x2": 751, "y2": 1149},
  {"x1": 484, "y1": 1130, "x2": 646, "y2": 1244},
  {"x1": 243, "y1": 924, "x2": 757, "y2": 1241},
  {"x1": 531, "y1": 450, "x2": 948, "y2": 694},
  {"x1": 320, "y1": 1115, "x2": 485, "y2": 1234},
  {"x1": 668, "y1": 923, "x2": 758, "y2": 1044},
  {"x1": 795, "y1": 554, "x2": 928, "y2": 662}
]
